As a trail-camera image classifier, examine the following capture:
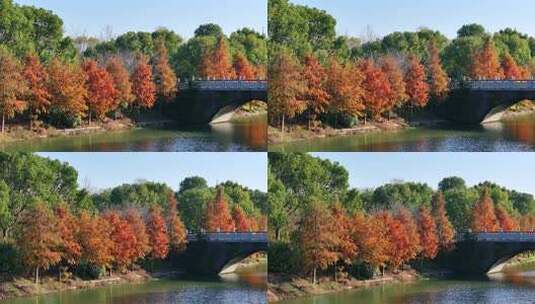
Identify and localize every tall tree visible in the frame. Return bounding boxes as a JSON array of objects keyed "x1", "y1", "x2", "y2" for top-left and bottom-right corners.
[
  {"x1": 54, "y1": 204, "x2": 81, "y2": 272},
  {"x1": 232, "y1": 204, "x2": 251, "y2": 232},
  {"x1": 331, "y1": 202, "x2": 357, "y2": 279},
  {"x1": 380, "y1": 55, "x2": 408, "y2": 110},
  {"x1": 0, "y1": 47, "x2": 27, "y2": 133},
  {"x1": 23, "y1": 53, "x2": 51, "y2": 129},
  {"x1": 359, "y1": 58, "x2": 392, "y2": 119},
  {"x1": 103, "y1": 211, "x2": 137, "y2": 272},
  {"x1": 199, "y1": 36, "x2": 234, "y2": 79},
  {"x1": 326, "y1": 57, "x2": 365, "y2": 120},
  {"x1": 495, "y1": 205, "x2": 518, "y2": 231},
  {"x1": 233, "y1": 52, "x2": 256, "y2": 80},
  {"x1": 124, "y1": 208, "x2": 151, "y2": 261},
  {"x1": 471, "y1": 38, "x2": 503, "y2": 79},
  {"x1": 471, "y1": 189, "x2": 499, "y2": 232},
  {"x1": 131, "y1": 53, "x2": 156, "y2": 109},
  {"x1": 18, "y1": 202, "x2": 61, "y2": 284},
  {"x1": 417, "y1": 206, "x2": 439, "y2": 259},
  {"x1": 377, "y1": 211, "x2": 409, "y2": 270},
  {"x1": 146, "y1": 206, "x2": 169, "y2": 259},
  {"x1": 501, "y1": 52, "x2": 523, "y2": 80},
  {"x1": 77, "y1": 211, "x2": 113, "y2": 271},
  {"x1": 301, "y1": 53, "x2": 330, "y2": 128},
  {"x1": 431, "y1": 192, "x2": 455, "y2": 251},
  {"x1": 106, "y1": 56, "x2": 134, "y2": 110},
  {"x1": 48, "y1": 58, "x2": 88, "y2": 122},
  {"x1": 153, "y1": 38, "x2": 178, "y2": 101},
  {"x1": 395, "y1": 208, "x2": 421, "y2": 263},
  {"x1": 352, "y1": 212, "x2": 390, "y2": 274},
  {"x1": 427, "y1": 41, "x2": 449, "y2": 100},
  {"x1": 405, "y1": 55, "x2": 430, "y2": 108},
  {"x1": 204, "y1": 187, "x2": 236, "y2": 232},
  {"x1": 167, "y1": 192, "x2": 187, "y2": 253},
  {"x1": 82, "y1": 59, "x2": 117, "y2": 124},
  {"x1": 268, "y1": 50, "x2": 306, "y2": 132}
]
